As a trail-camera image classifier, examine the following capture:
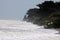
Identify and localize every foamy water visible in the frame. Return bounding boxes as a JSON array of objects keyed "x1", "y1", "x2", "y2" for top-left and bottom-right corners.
[{"x1": 0, "y1": 20, "x2": 59, "y2": 40}]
